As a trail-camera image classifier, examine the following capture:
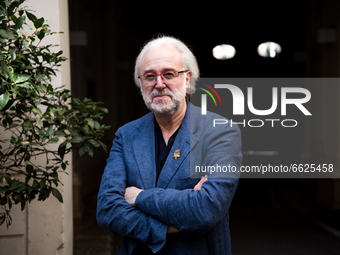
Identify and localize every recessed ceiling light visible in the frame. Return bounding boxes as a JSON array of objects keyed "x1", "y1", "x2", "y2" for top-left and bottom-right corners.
[
  {"x1": 212, "y1": 44, "x2": 236, "y2": 60},
  {"x1": 257, "y1": 42, "x2": 282, "y2": 58}
]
